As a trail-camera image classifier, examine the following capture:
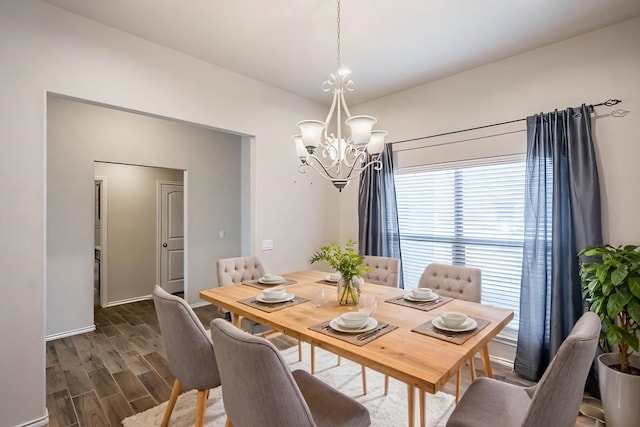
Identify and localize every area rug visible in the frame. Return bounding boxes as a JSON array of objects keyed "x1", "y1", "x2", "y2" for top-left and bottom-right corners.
[{"x1": 123, "y1": 343, "x2": 455, "y2": 426}]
